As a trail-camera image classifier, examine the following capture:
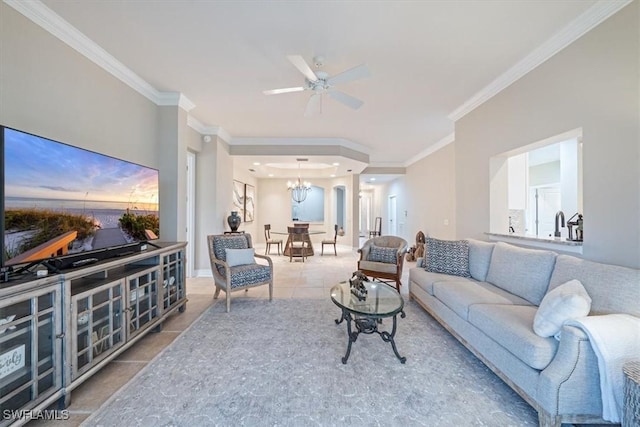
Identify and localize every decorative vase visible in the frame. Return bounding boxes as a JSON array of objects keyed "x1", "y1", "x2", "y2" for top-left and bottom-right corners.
[
  {"x1": 227, "y1": 211, "x2": 241, "y2": 232},
  {"x1": 338, "y1": 227, "x2": 345, "y2": 237}
]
